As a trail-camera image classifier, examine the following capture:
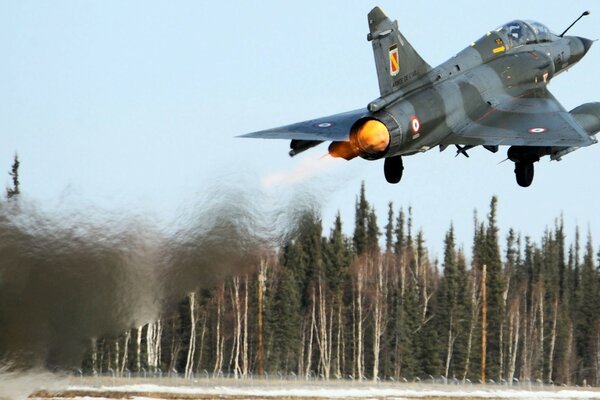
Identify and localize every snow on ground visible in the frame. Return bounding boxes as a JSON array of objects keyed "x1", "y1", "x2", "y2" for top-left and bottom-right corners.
[{"x1": 33, "y1": 381, "x2": 600, "y2": 400}]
